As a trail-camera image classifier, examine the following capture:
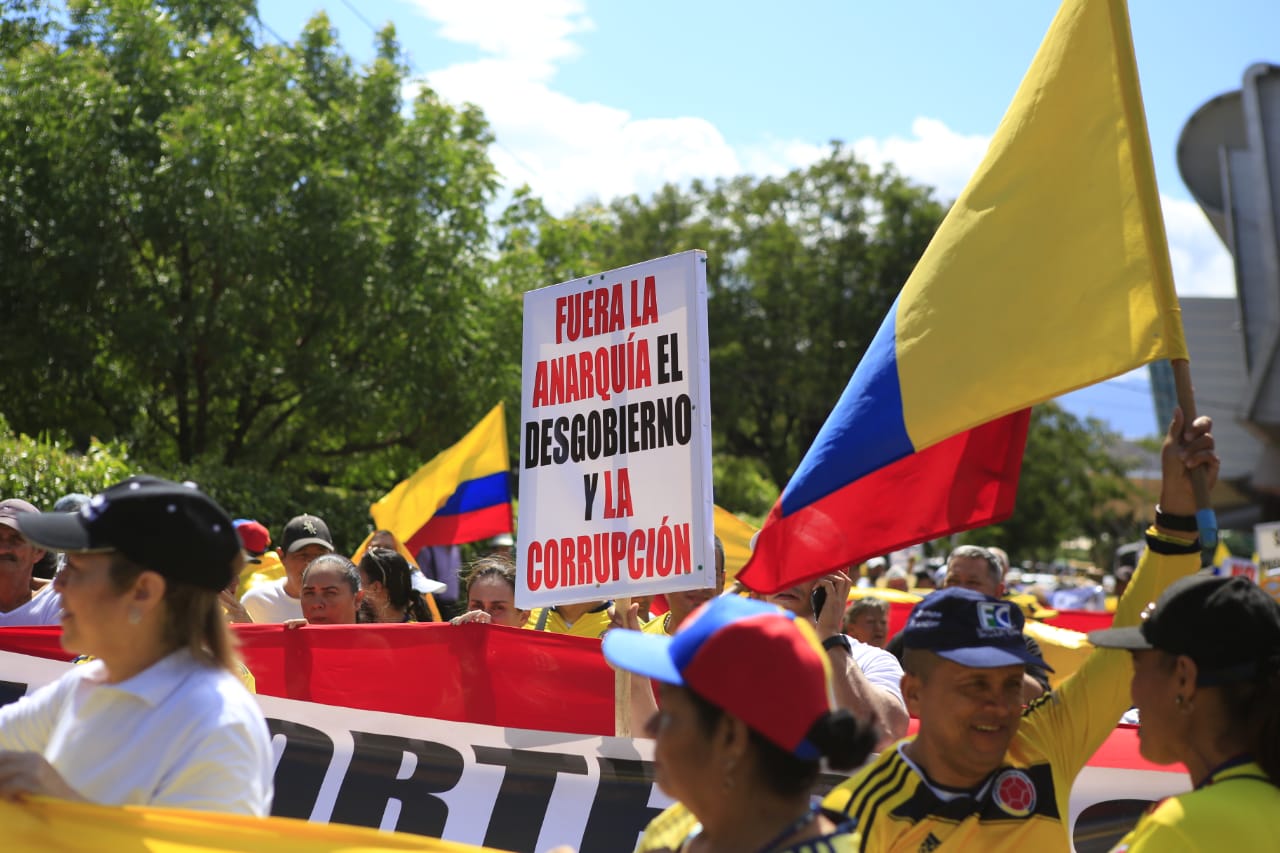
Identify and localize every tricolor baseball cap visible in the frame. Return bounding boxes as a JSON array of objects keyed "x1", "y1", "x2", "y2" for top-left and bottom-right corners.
[
  {"x1": 233, "y1": 519, "x2": 271, "y2": 555},
  {"x1": 603, "y1": 595, "x2": 833, "y2": 759},
  {"x1": 901, "y1": 586, "x2": 1051, "y2": 670}
]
